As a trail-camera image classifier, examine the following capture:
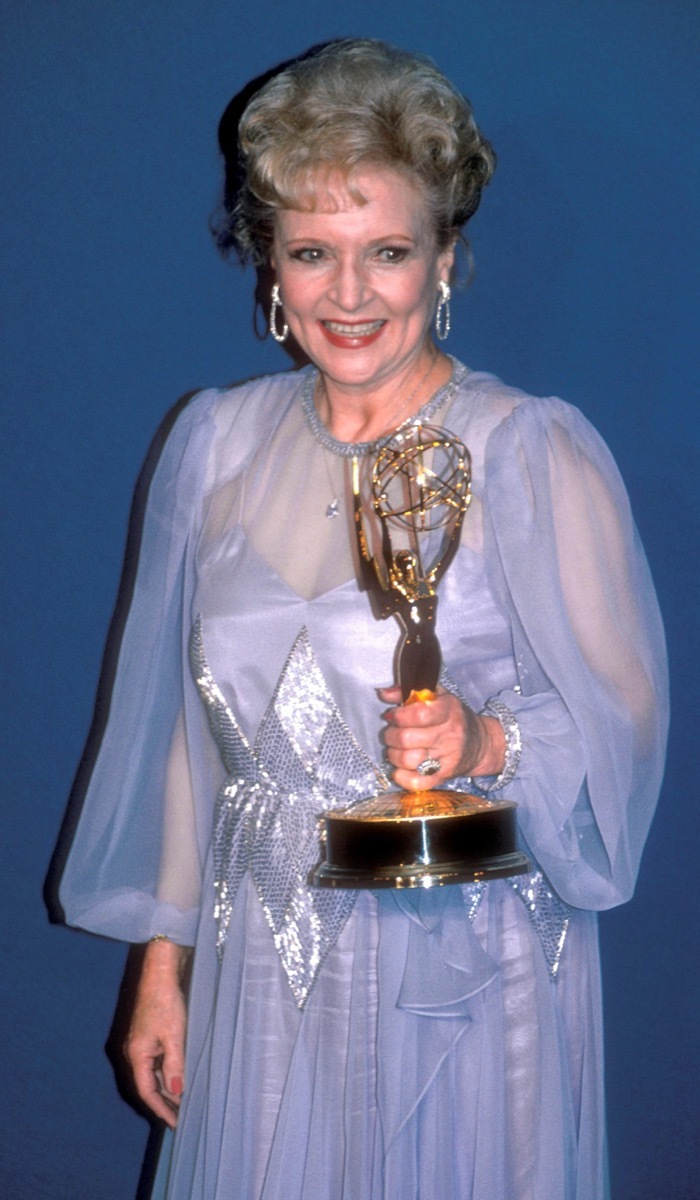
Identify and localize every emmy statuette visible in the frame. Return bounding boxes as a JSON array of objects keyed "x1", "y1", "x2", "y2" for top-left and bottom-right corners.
[{"x1": 312, "y1": 423, "x2": 529, "y2": 889}]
